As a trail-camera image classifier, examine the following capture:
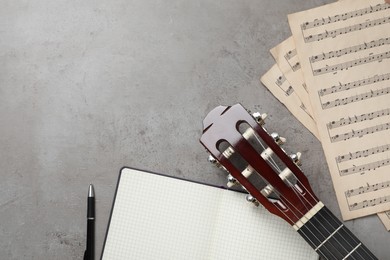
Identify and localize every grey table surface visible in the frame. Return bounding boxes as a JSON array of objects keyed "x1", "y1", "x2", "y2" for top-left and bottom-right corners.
[{"x1": 1, "y1": 0, "x2": 389, "y2": 259}]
